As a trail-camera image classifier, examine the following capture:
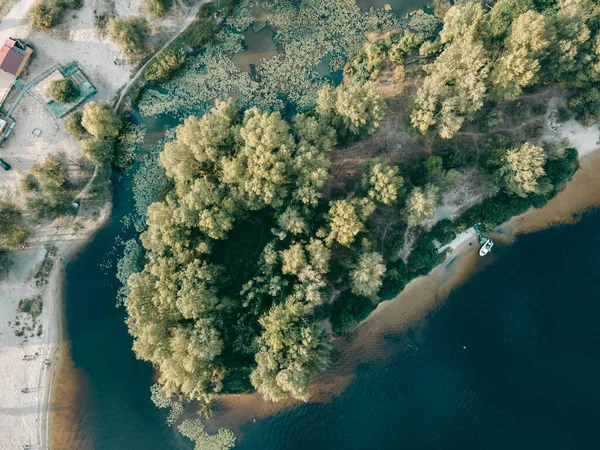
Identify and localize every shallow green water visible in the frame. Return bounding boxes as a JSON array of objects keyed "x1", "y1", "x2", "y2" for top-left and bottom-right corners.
[{"x1": 232, "y1": 26, "x2": 278, "y2": 73}]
